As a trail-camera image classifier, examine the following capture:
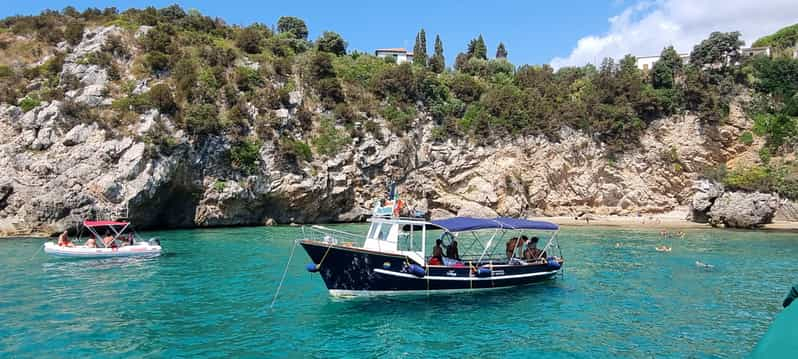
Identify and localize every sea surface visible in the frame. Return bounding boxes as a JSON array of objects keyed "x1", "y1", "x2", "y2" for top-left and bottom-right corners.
[{"x1": 1, "y1": 225, "x2": 795, "y2": 358}]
